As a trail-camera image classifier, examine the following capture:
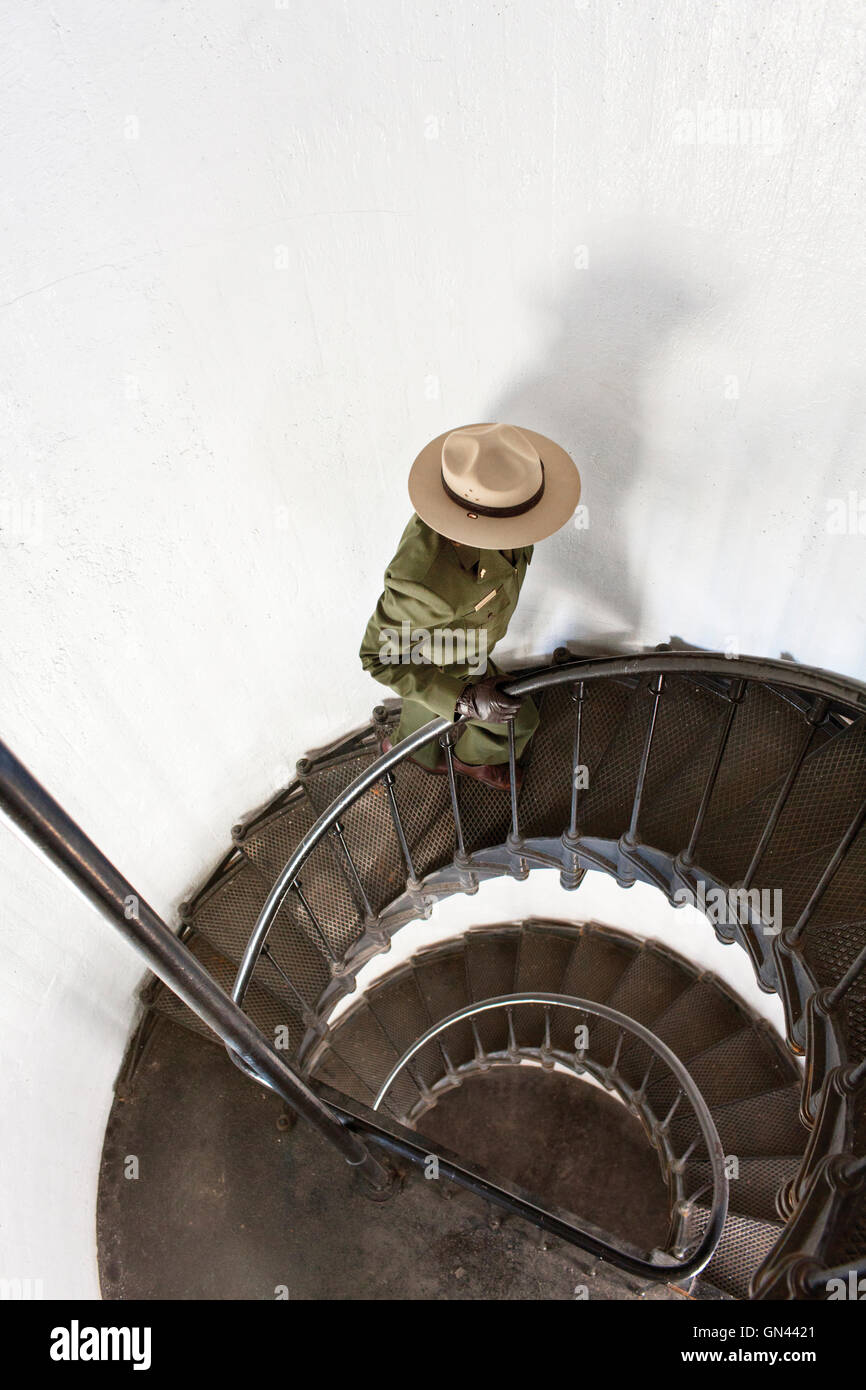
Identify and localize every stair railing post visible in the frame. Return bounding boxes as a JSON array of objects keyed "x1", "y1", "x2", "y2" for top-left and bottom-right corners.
[
  {"x1": 561, "y1": 680, "x2": 587, "y2": 890},
  {"x1": 782, "y1": 793, "x2": 866, "y2": 949},
  {"x1": 618, "y1": 673, "x2": 664, "y2": 885},
  {"x1": 439, "y1": 725, "x2": 477, "y2": 894},
  {"x1": 504, "y1": 715, "x2": 528, "y2": 880},
  {"x1": 678, "y1": 677, "x2": 746, "y2": 870},
  {"x1": 739, "y1": 695, "x2": 829, "y2": 891},
  {"x1": 381, "y1": 768, "x2": 430, "y2": 916}
]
